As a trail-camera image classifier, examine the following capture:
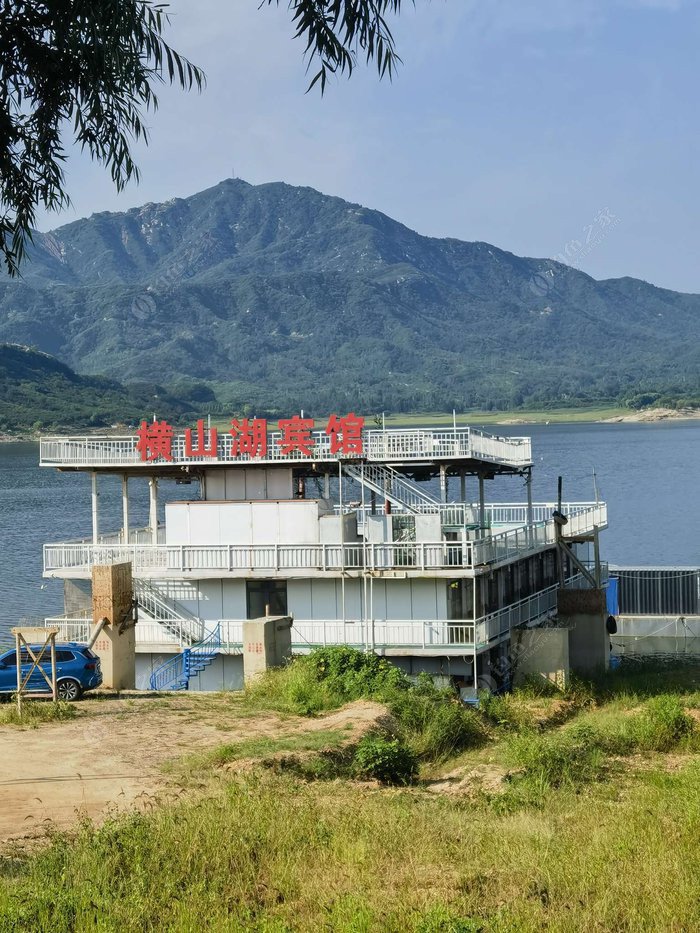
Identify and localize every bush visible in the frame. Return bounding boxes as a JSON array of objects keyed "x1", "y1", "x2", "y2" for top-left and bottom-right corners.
[
  {"x1": 352, "y1": 734, "x2": 418, "y2": 786},
  {"x1": 245, "y1": 646, "x2": 410, "y2": 716},
  {"x1": 306, "y1": 646, "x2": 409, "y2": 700},
  {"x1": 389, "y1": 688, "x2": 486, "y2": 761}
]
